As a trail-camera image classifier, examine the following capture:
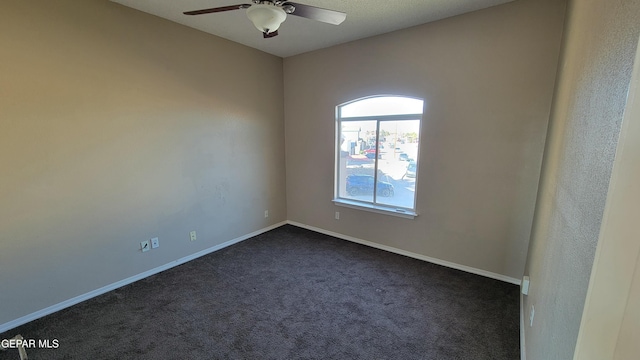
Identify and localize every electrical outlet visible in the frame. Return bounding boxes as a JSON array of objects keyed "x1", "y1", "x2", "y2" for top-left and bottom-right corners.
[
  {"x1": 335, "y1": 211, "x2": 340, "y2": 220},
  {"x1": 140, "y1": 240, "x2": 151, "y2": 253},
  {"x1": 151, "y1": 237, "x2": 159, "y2": 249},
  {"x1": 264, "y1": 210, "x2": 269, "y2": 218},
  {"x1": 529, "y1": 305, "x2": 535, "y2": 327},
  {"x1": 189, "y1": 230, "x2": 197, "y2": 242}
]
